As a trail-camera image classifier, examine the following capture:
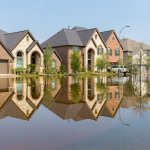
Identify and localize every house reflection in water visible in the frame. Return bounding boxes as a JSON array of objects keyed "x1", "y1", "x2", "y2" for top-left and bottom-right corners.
[
  {"x1": 0, "y1": 76, "x2": 124, "y2": 121},
  {"x1": 43, "y1": 76, "x2": 124, "y2": 121},
  {"x1": 101, "y1": 77, "x2": 123, "y2": 118},
  {"x1": 0, "y1": 77, "x2": 44, "y2": 120}
]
